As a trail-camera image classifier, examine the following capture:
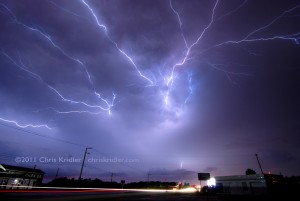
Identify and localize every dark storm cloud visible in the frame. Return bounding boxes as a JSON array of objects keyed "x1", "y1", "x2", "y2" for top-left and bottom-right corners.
[{"x1": 1, "y1": 0, "x2": 300, "y2": 183}]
